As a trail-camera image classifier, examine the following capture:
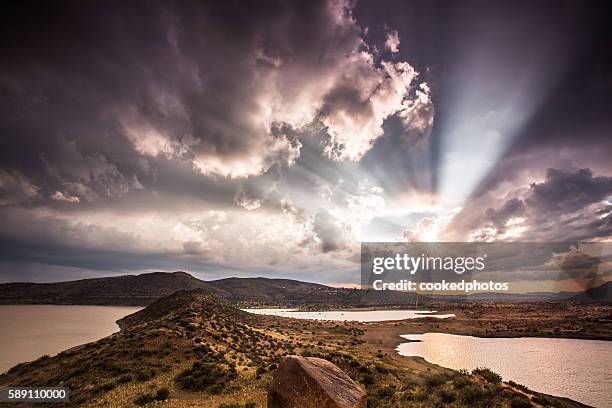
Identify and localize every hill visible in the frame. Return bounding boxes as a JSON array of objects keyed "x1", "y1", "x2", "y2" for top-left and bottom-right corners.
[
  {"x1": 569, "y1": 281, "x2": 612, "y2": 303},
  {"x1": 0, "y1": 272, "x2": 424, "y2": 306},
  {"x1": 206, "y1": 277, "x2": 342, "y2": 304},
  {"x1": 0, "y1": 272, "x2": 210, "y2": 305}
]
